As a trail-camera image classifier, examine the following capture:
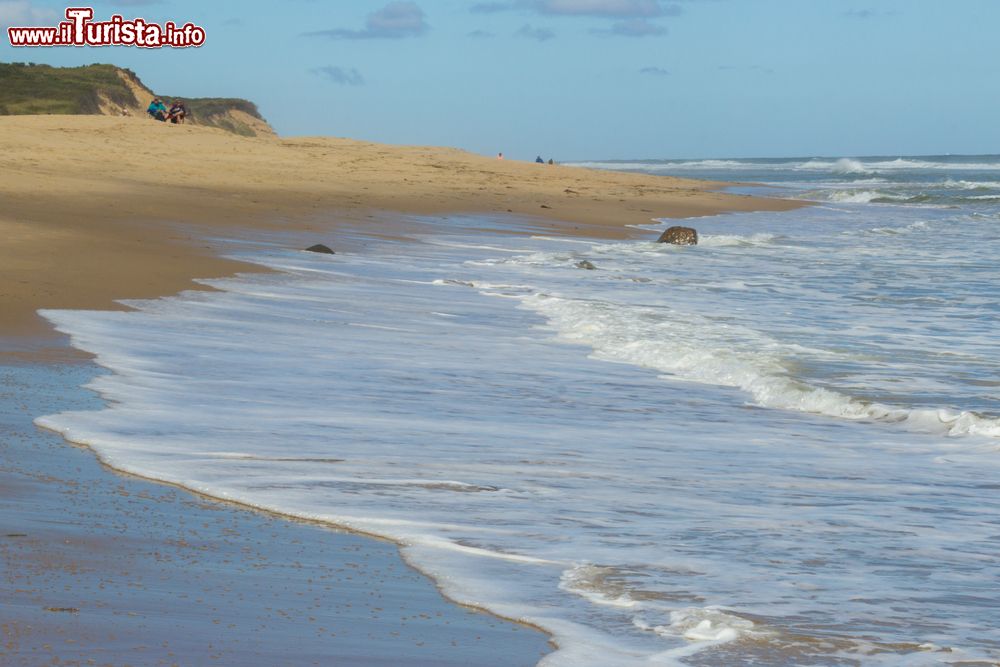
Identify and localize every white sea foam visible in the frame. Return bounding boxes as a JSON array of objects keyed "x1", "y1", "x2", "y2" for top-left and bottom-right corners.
[
  {"x1": 866, "y1": 158, "x2": 1000, "y2": 170},
  {"x1": 567, "y1": 156, "x2": 1000, "y2": 178},
  {"x1": 825, "y1": 189, "x2": 890, "y2": 203},
  {"x1": 789, "y1": 158, "x2": 1000, "y2": 175},
  {"x1": 697, "y1": 232, "x2": 780, "y2": 247},
  {"x1": 831, "y1": 158, "x2": 873, "y2": 175},
  {"x1": 862, "y1": 219, "x2": 930, "y2": 235},
  {"x1": 663, "y1": 607, "x2": 757, "y2": 642},
  {"x1": 942, "y1": 178, "x2": 1000, "y2": 190},
  {"x1": 559, "y1": 564, "x2": 639, "y2": 608},
  {"x1": 35, "y1": 198, "x2": 1000, "y2": 666},
  {"x1": 806, "y1": 188, "x2": 934, "y2": 205},
  {"x1": 520, "y1": 293, "x2": 1000, "y2": 438}
]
